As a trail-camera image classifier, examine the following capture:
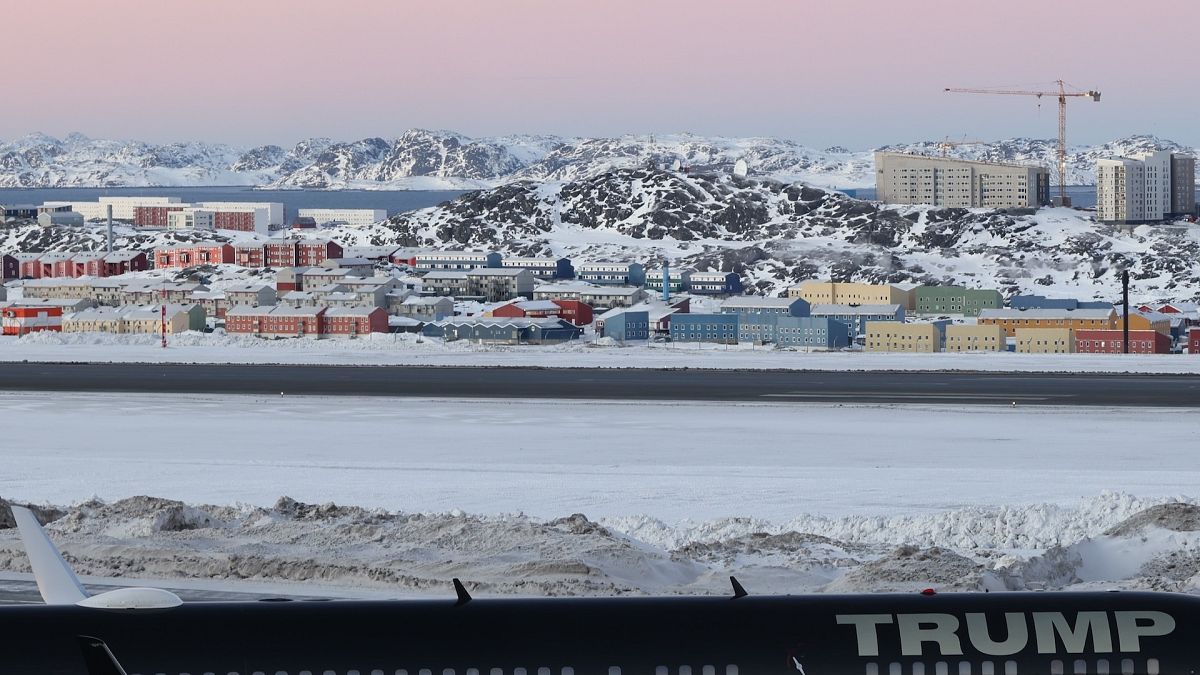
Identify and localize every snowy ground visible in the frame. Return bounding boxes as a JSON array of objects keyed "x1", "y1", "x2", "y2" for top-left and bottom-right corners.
[
  {"x1": 4, "y1": 331, "x2": 1200, "y2": 373},
  {"x1": 1, "y1": 392, "x2": 1198, "y2": 598}
]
